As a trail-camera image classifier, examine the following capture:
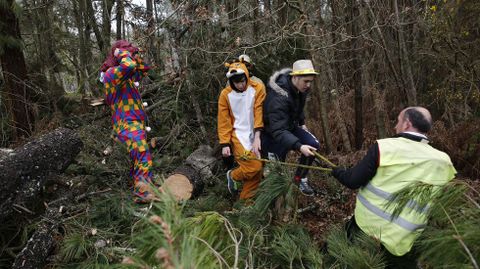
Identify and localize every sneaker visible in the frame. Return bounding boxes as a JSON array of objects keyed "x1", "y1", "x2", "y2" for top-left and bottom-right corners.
[
  {"x1": 226, "y1": 170, "x2": 239, "y2": 194},
  {"x1": 298, "y1": 178, "x2": 315, "y2": 196}
]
